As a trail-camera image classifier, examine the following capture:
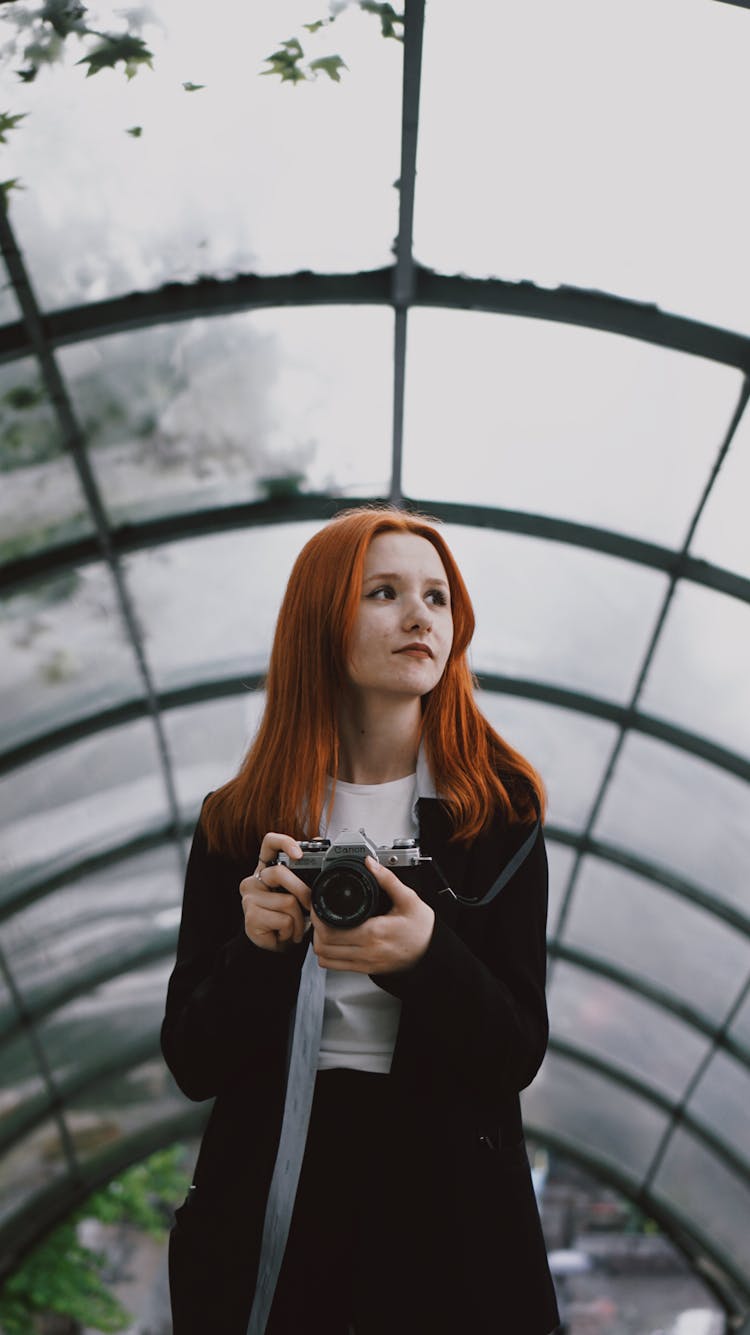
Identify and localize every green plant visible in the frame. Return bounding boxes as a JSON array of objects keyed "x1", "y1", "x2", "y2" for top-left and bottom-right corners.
[
  {"x1": 263, "y1": 1, "x2": 404, "y2": 84},
  {"x1": 0, "y1": 1145, "x2": 191, "y2": 1334}
]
